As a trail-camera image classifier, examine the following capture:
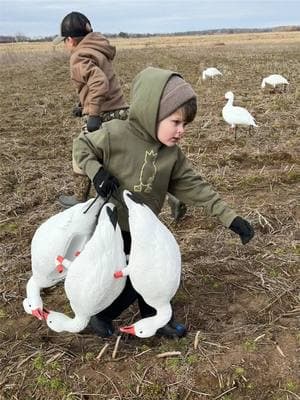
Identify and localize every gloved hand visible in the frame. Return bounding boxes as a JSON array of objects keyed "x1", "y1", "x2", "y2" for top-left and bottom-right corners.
[
  {"x1": 93, "y1": 168, "x2": 119, "y2": 198},
  {"x1": 229, "y1": 216, "x2": 255, "y2": 245},
  {"x1": 87, "y1": 115, "x2": 101, "y2": 132},
  {"x1": 72, "y1": 103, "x2": 83, "y2": 117}
]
